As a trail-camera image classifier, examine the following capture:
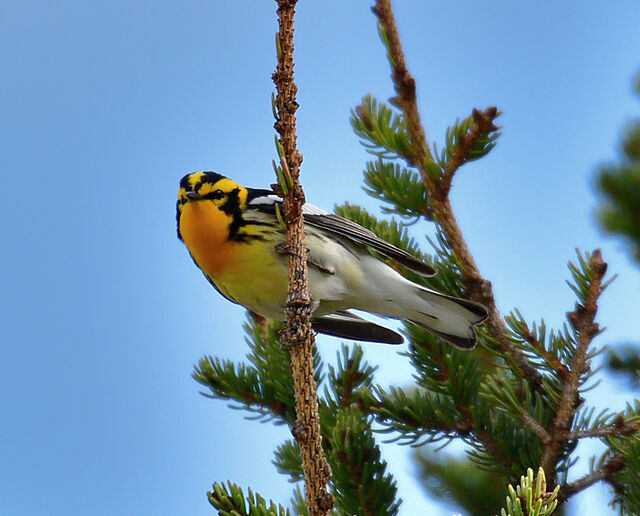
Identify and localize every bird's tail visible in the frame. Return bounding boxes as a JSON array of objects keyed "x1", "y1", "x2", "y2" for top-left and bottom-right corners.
[{"x1": 400, "y1": 285, "x2": 488, "y2": 349}]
